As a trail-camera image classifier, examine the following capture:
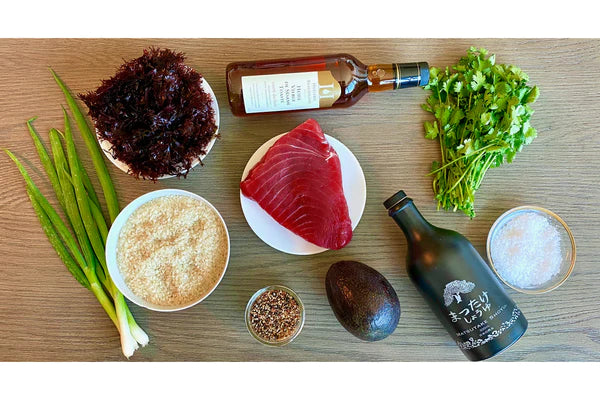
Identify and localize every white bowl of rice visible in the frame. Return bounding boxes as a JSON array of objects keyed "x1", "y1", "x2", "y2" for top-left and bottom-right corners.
[{"x1": 106, "y1": 189, "x2": 230, "y2": 311}]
